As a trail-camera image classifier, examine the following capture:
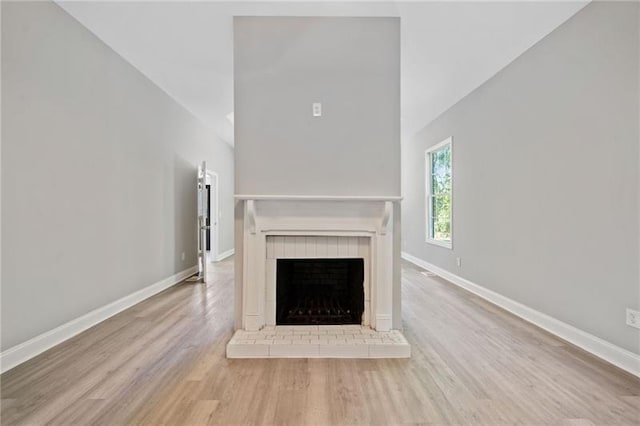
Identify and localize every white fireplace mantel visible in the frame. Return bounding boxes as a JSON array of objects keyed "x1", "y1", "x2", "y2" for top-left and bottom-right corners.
[{"x1": 239, "y1": 197, "x2": 398, "y2": 333}]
